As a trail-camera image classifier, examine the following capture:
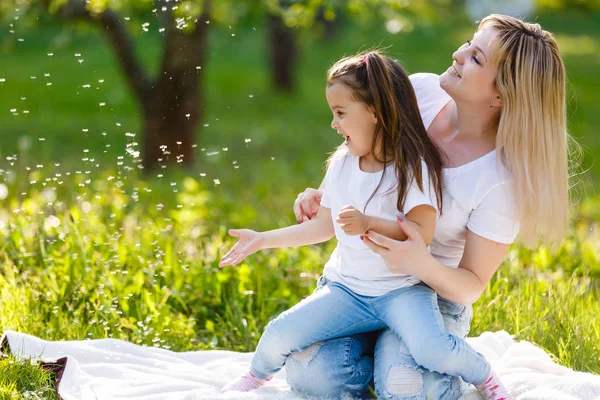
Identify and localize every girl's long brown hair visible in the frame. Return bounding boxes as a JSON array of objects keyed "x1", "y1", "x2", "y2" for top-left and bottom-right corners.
[{"x1": 327, "y1": 51, "x2": 444, "y2": 214}]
